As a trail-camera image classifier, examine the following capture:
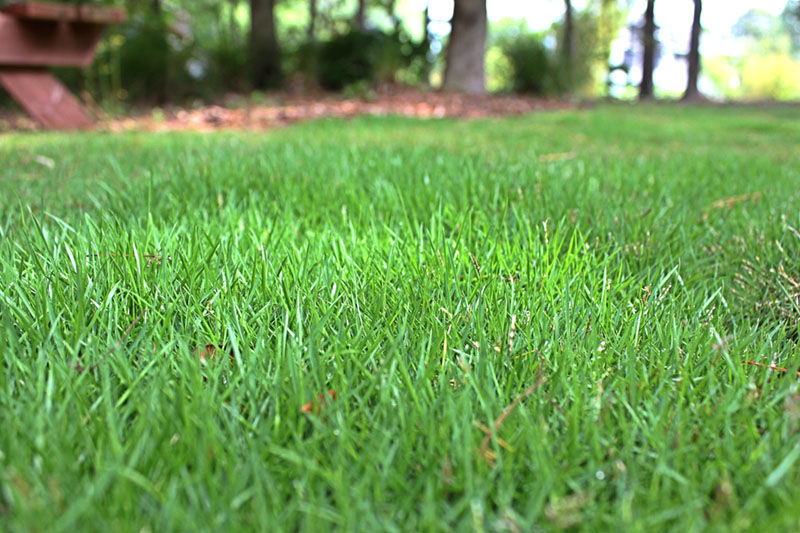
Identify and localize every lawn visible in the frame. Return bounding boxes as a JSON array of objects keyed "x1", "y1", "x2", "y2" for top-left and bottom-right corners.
[{"x1": 1, "y1": 104, "x2": 800, "y2": 531}]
